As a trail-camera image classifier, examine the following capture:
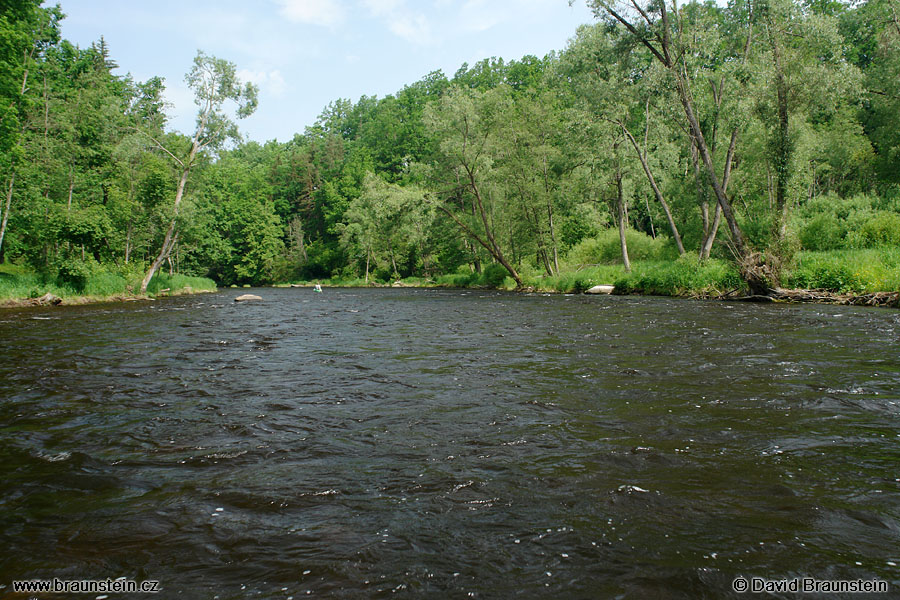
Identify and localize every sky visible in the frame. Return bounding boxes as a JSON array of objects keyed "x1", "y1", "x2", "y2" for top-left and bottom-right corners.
[{"x1": 59, "y1": 0, "x2": 597, "y2": 143}]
